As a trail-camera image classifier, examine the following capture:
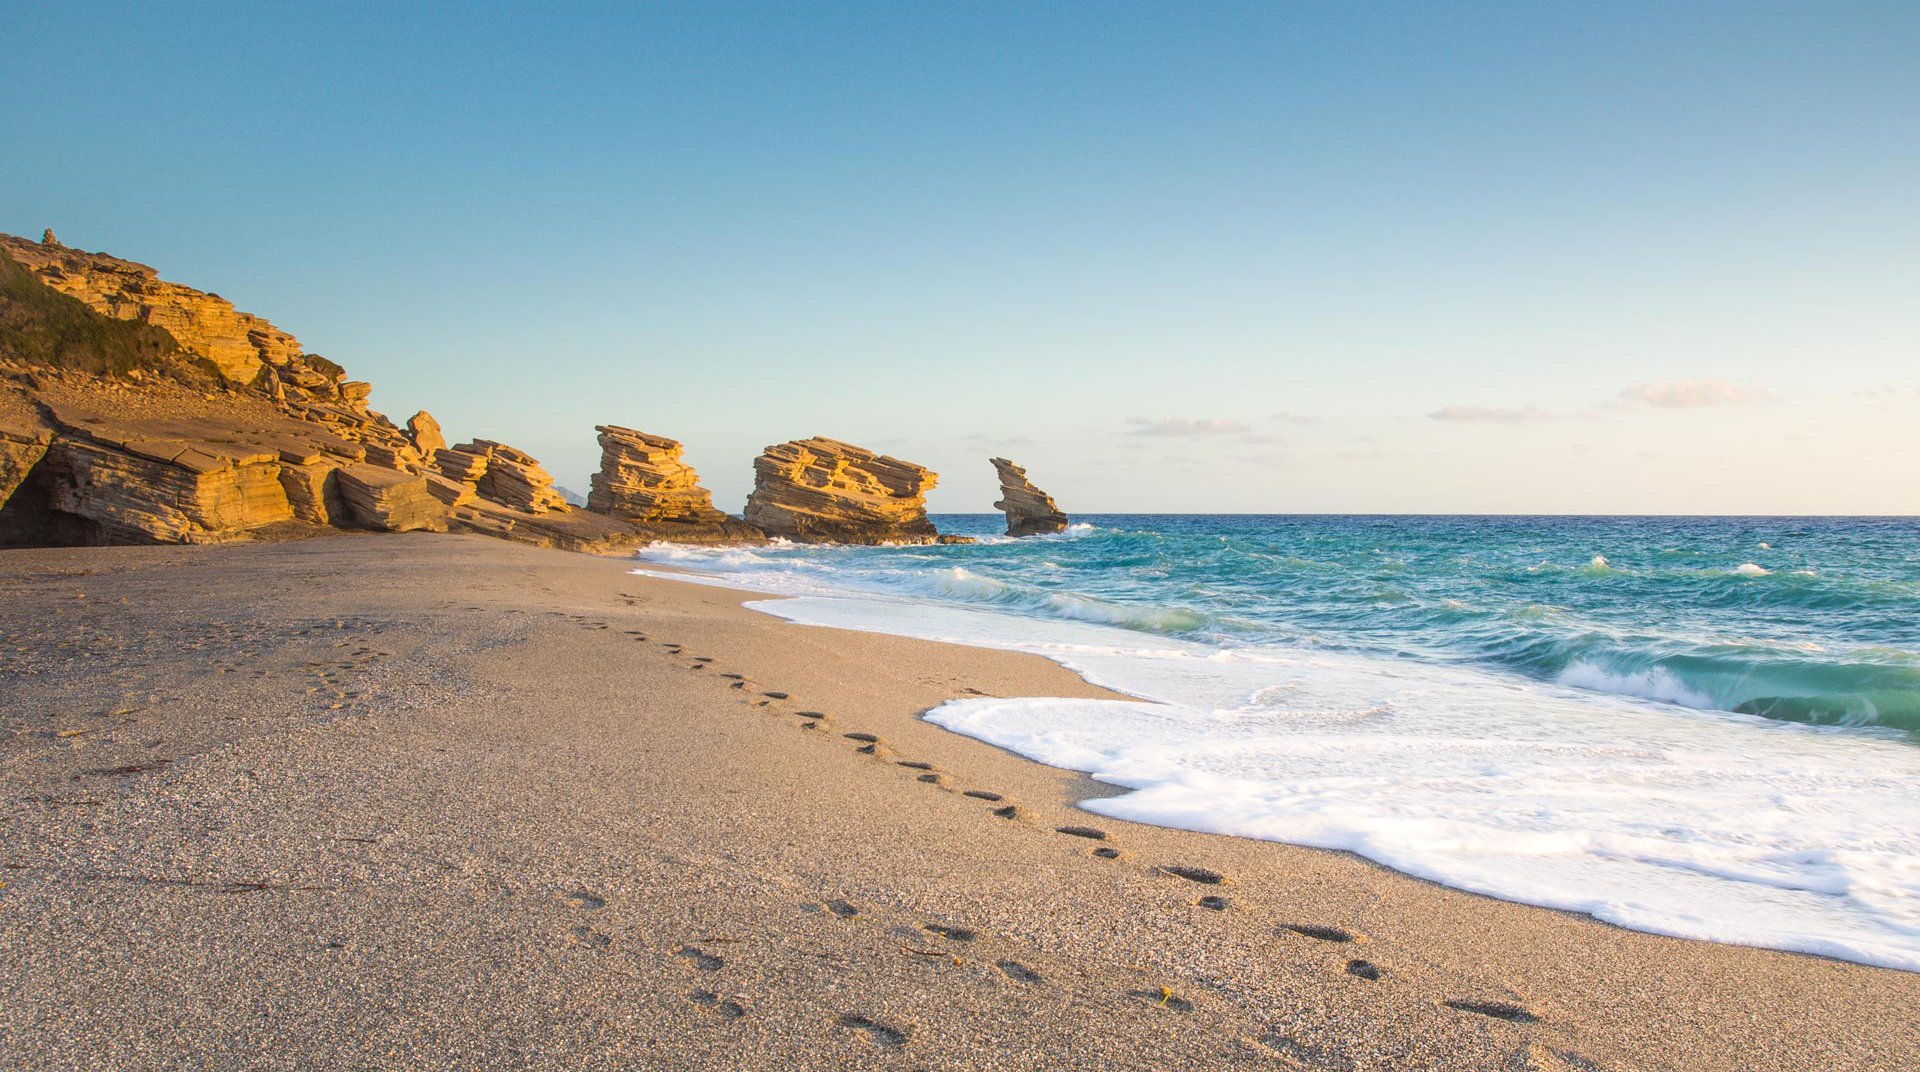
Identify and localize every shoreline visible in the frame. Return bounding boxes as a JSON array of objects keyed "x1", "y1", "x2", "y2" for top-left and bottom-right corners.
[{"x1": 3, "y1": 535, "x2": 1915, "y2": 1070}]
